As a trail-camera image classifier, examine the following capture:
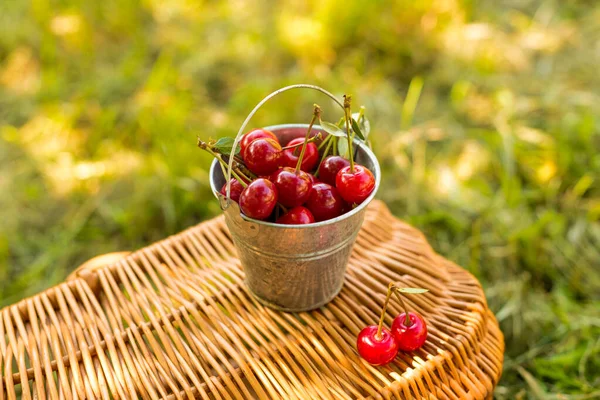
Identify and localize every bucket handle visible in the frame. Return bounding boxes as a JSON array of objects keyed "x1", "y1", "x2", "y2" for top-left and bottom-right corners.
[{"x1": 221, "y1": 84, "x2": 346, "y2": 209}]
